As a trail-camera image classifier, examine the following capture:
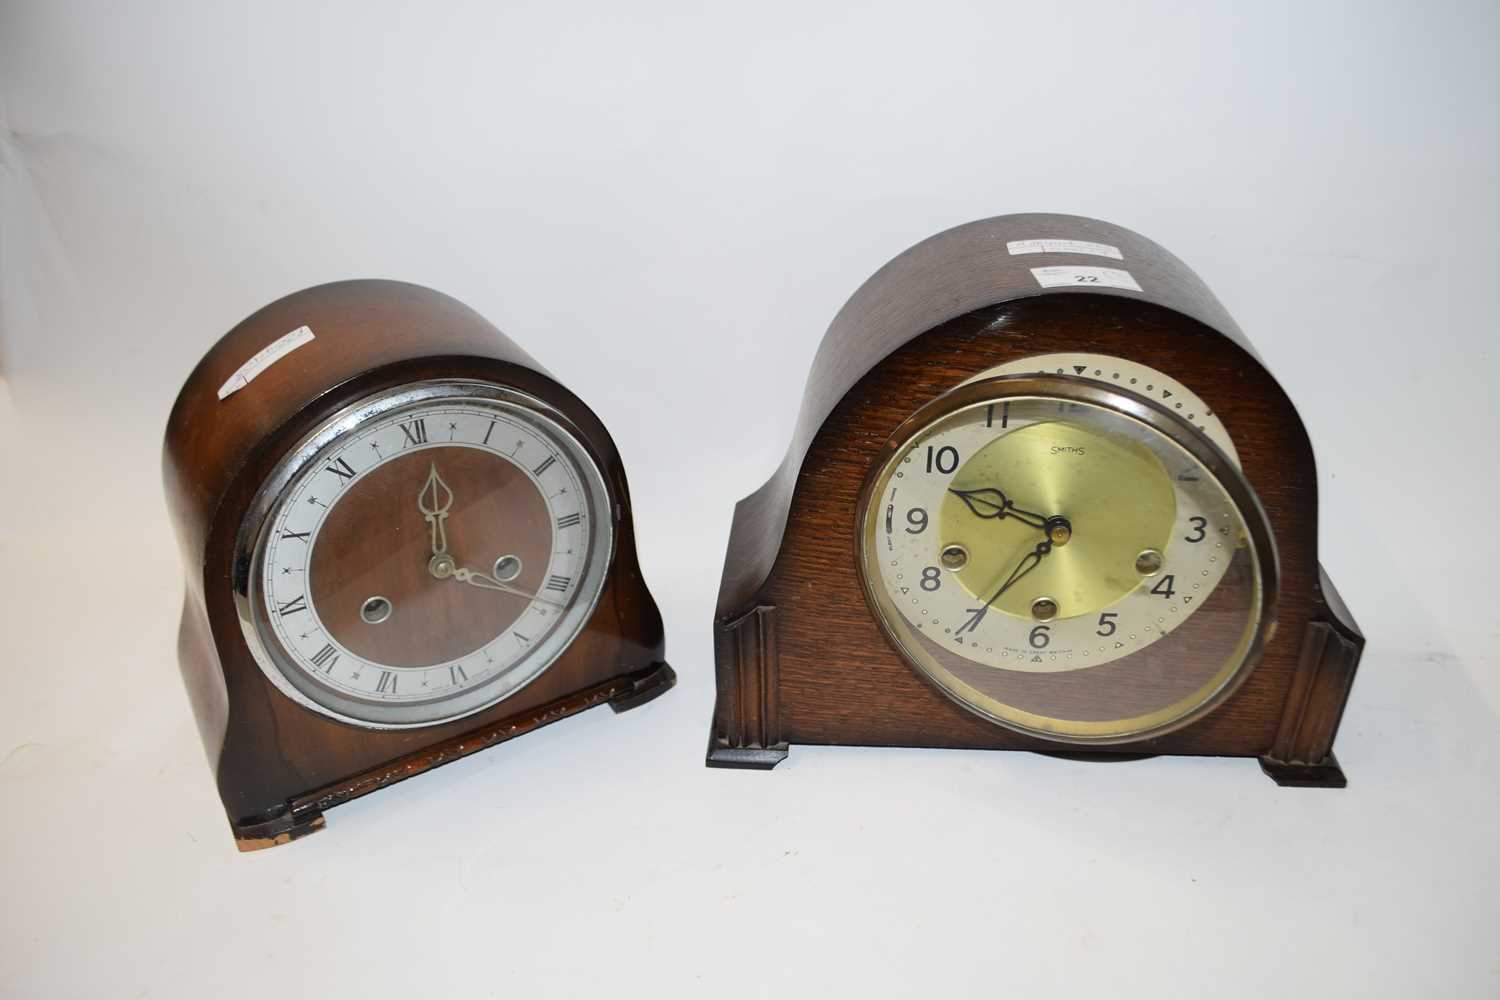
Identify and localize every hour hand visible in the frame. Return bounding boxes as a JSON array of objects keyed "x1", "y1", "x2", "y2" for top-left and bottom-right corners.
[
  {"x1": 948, "y1": 487, "x2": 1049, "y2": 529},
  {"x1": 417, "y1": 463, "x2": 454, "y2": 555}
]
